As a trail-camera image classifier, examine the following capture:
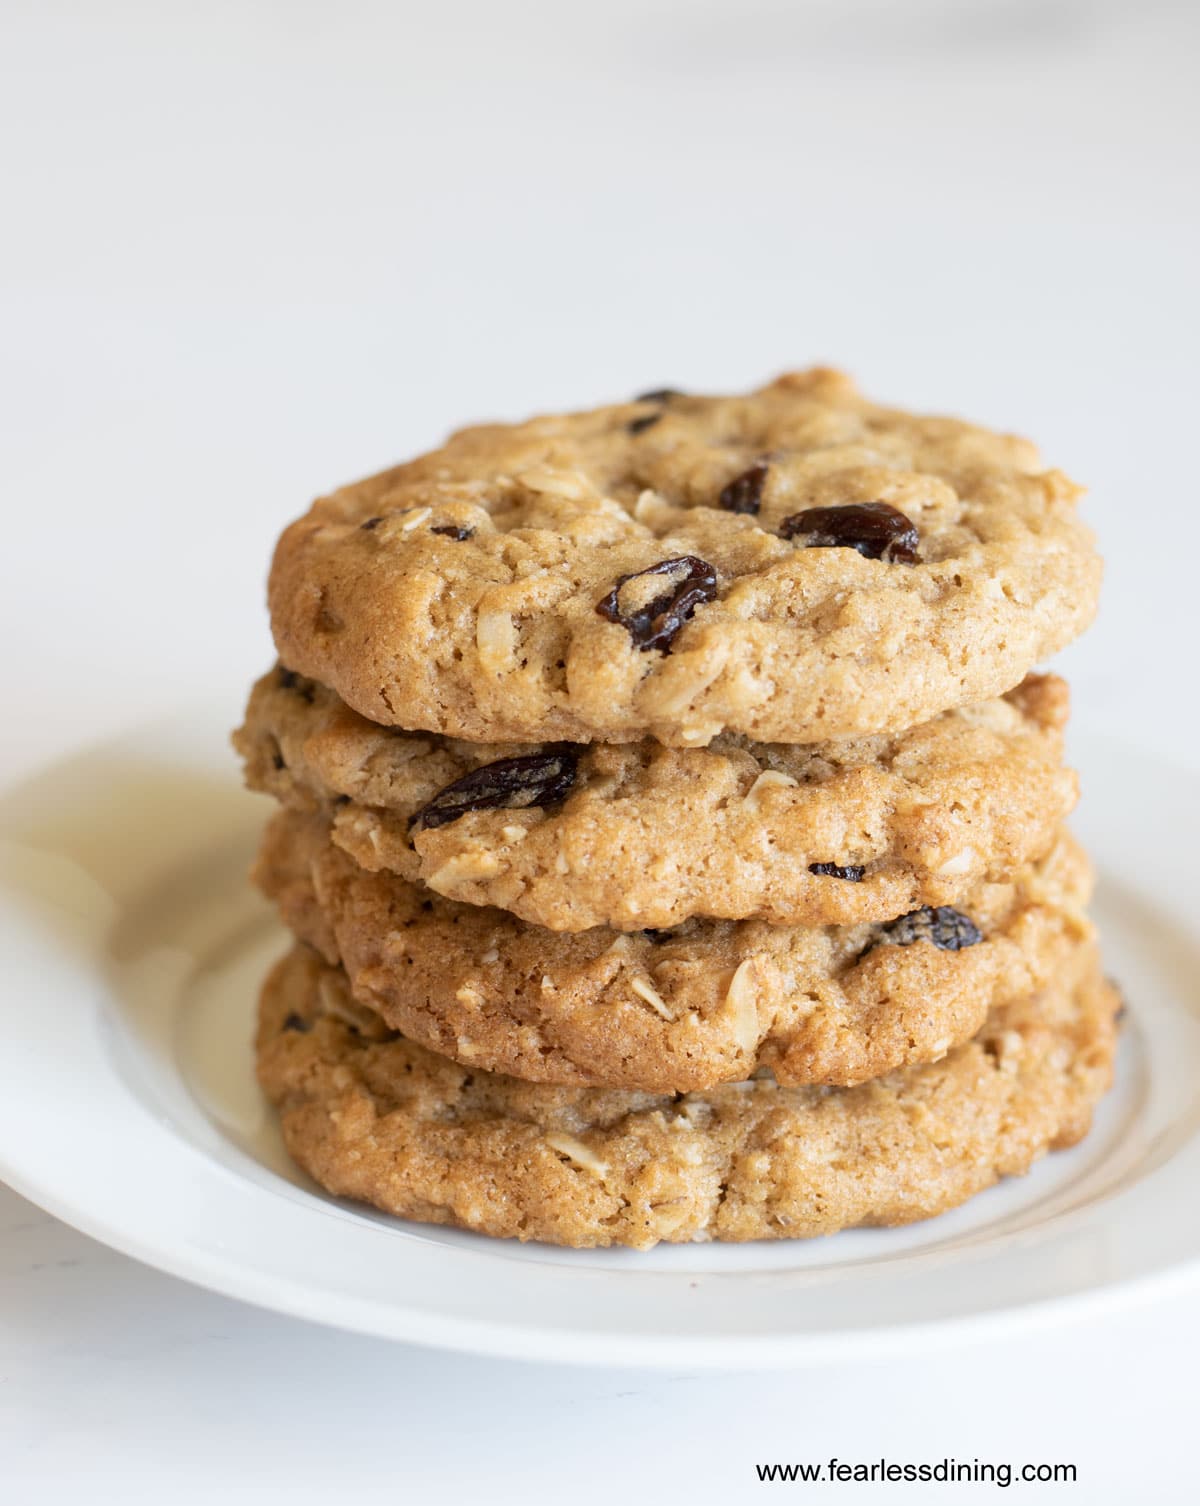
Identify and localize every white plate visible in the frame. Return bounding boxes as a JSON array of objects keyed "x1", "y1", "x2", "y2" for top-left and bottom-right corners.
[{"x1": 0, "y1": 707, "x2": 1197, "y2": 1368}]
